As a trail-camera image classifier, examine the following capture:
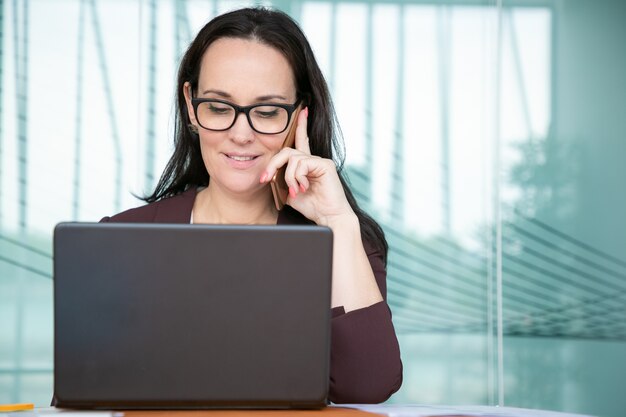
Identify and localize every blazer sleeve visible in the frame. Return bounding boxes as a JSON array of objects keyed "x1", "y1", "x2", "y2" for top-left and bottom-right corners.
[{"x1": 328, "y1": 241, "x2": 403, "y2": 404}]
